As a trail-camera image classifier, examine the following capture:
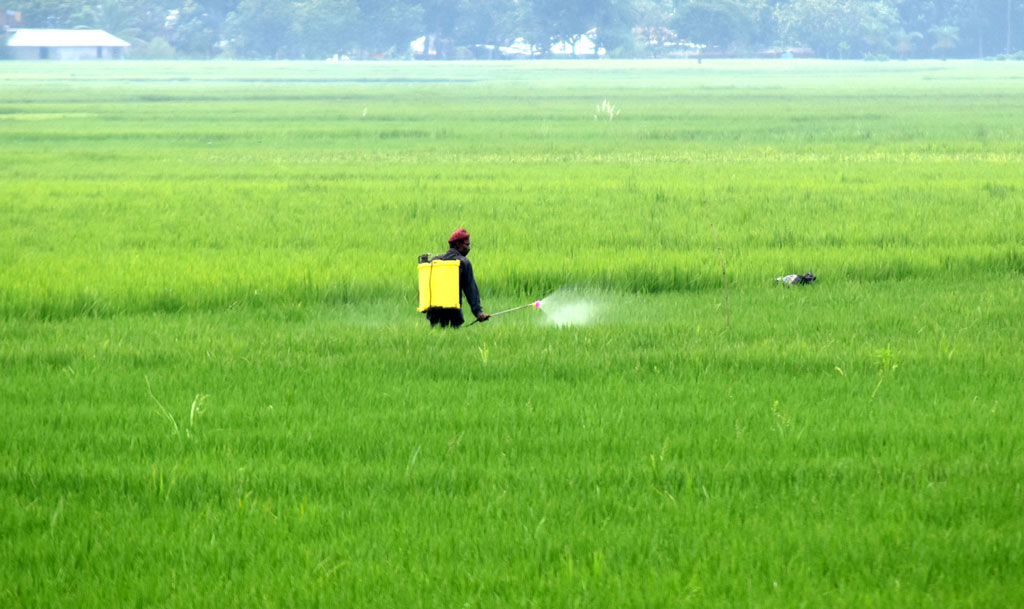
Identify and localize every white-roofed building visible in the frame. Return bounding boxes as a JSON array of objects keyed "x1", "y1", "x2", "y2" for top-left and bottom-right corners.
[{"x1": 6, "y1": 29, "x2": 131, "y2": 60}]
